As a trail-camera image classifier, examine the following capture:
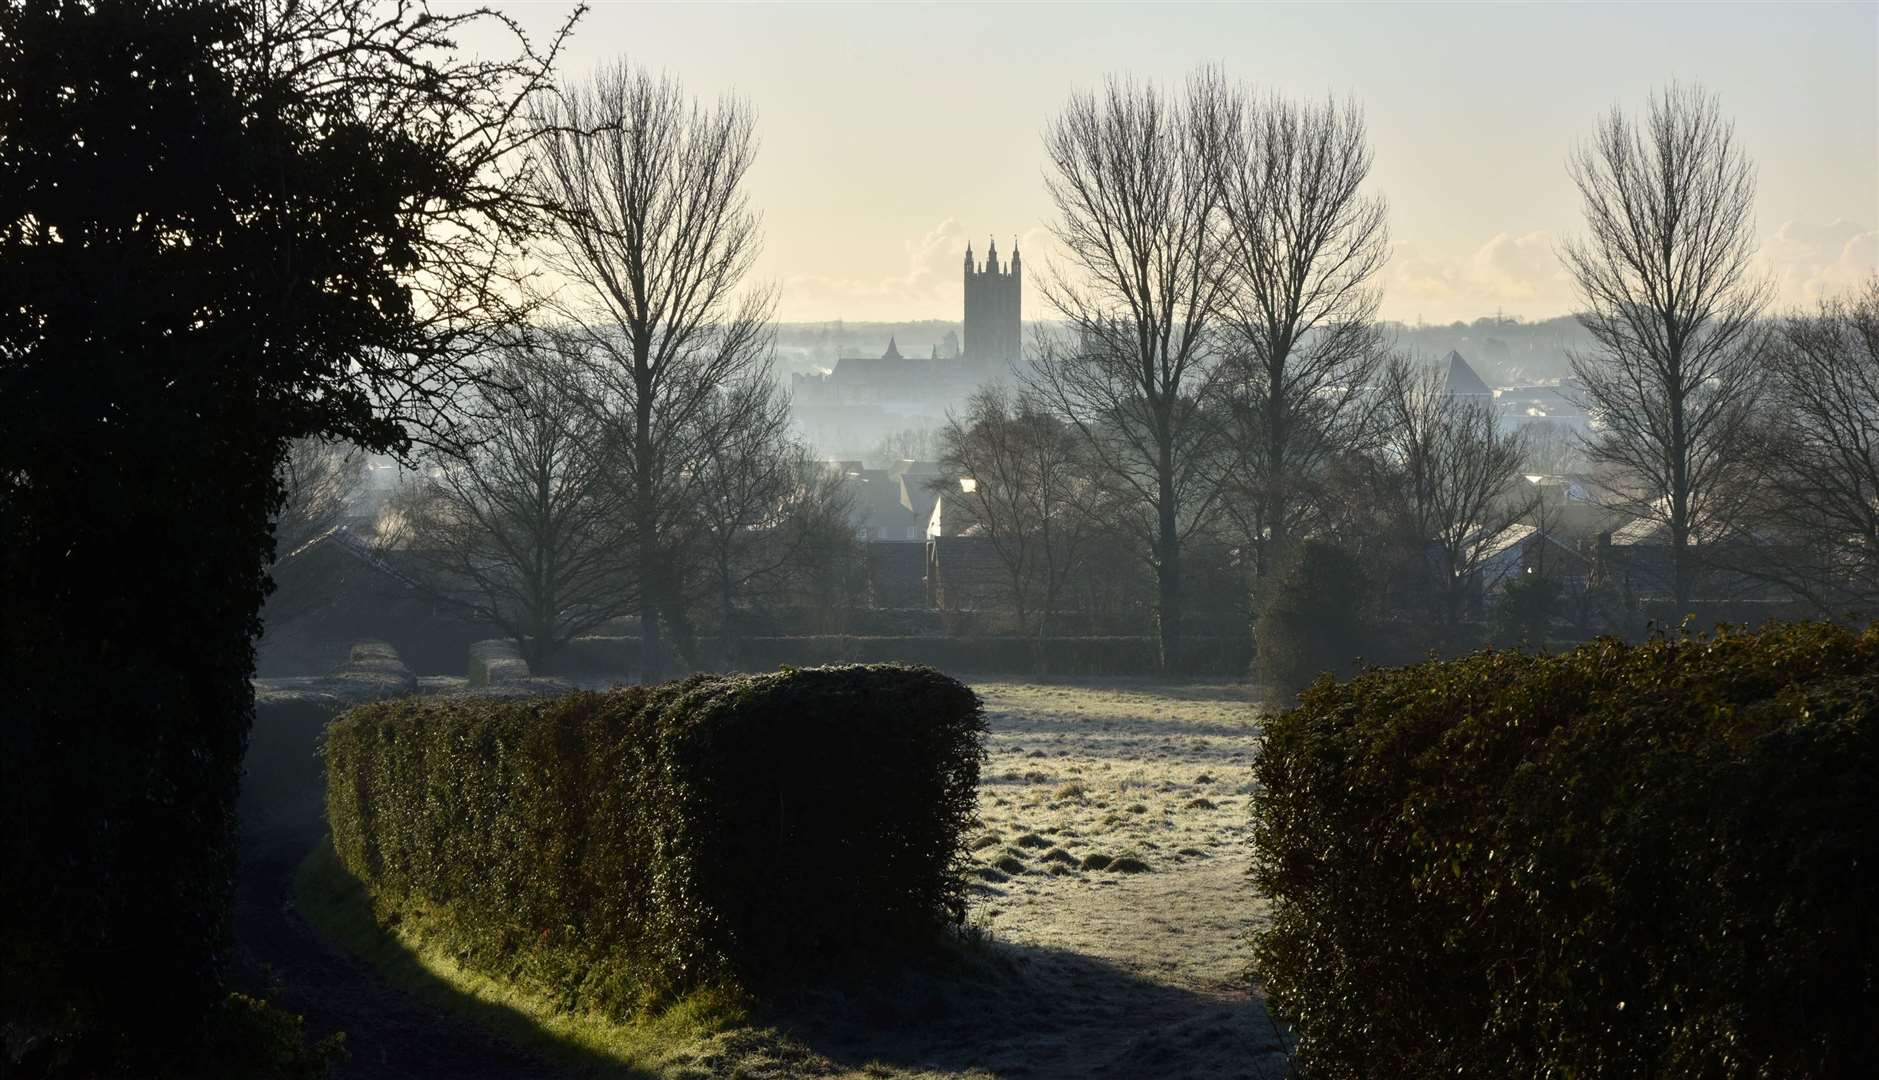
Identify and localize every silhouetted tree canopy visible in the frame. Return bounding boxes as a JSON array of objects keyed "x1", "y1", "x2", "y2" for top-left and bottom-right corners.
[{"x1": 0, "y1": 0, "x2": 576, "y2": 1069}]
